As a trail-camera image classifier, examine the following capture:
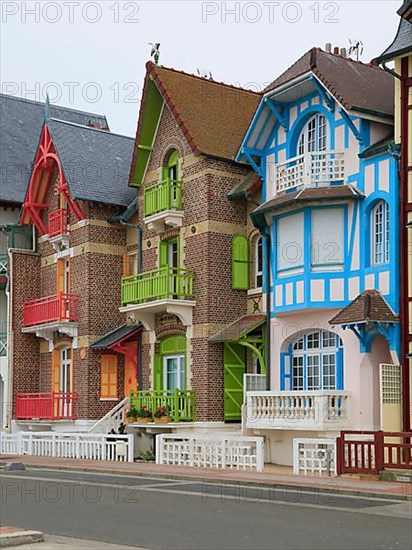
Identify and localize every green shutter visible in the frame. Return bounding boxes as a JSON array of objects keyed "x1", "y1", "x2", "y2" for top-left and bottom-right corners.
[
  {"x1": 232, "y1": 235, "x2": 249, "y2": 290},
  {"x1": 159, "y1": 241, "x2": 168, "y2": 268},
  {"x1": 153, "y1": 353, "x2": 163, "y2": 390},
  {"x1": 224, "y1": 342, "x2": 245, "y2": 421}
]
